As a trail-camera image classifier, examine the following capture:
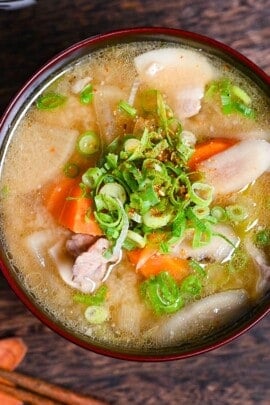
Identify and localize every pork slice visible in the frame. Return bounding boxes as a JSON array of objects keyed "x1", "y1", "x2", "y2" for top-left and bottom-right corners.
[
  {"x1": 66, "y1": 233, "x2": 97, "y2": 257},
  {"x1": 172, "y1": 224, "x2": 238, "y2": 263},
  {"x1": 198, "y1": 139, "x2": 270, "y2": 196},
  {"x1": 72, "y1": 238, "x2": 119, "y2": 293},
  {"x1": 245, "y1": 238, "x2": 270, "y2": 294}
]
